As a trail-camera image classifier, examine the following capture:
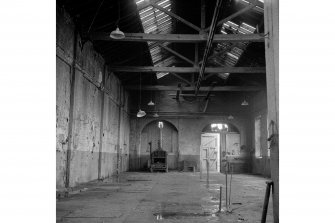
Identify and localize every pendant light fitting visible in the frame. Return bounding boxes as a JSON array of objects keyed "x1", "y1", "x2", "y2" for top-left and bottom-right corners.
[{"x1": 110, "y1": 0, "x2": 125, "y2": 39}]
